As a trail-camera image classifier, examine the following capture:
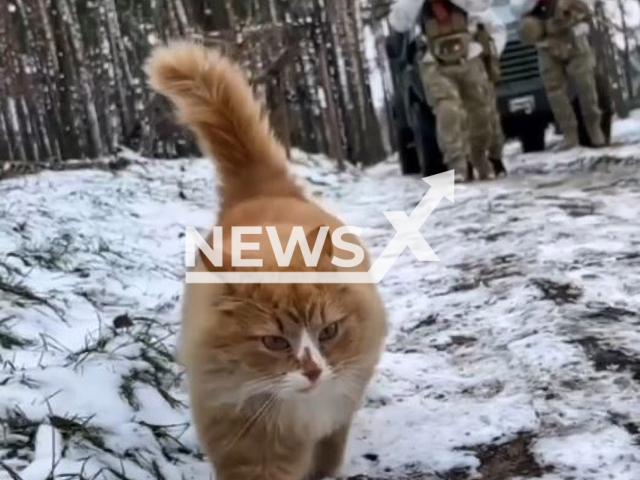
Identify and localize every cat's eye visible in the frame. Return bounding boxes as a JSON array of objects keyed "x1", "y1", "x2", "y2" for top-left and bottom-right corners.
[
  {"x1": 262, "y1": 336, "x2": 290, "y2": 351},
  {"x1": 319, "y1": 322, "x2": 339, "y2": 342}
]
